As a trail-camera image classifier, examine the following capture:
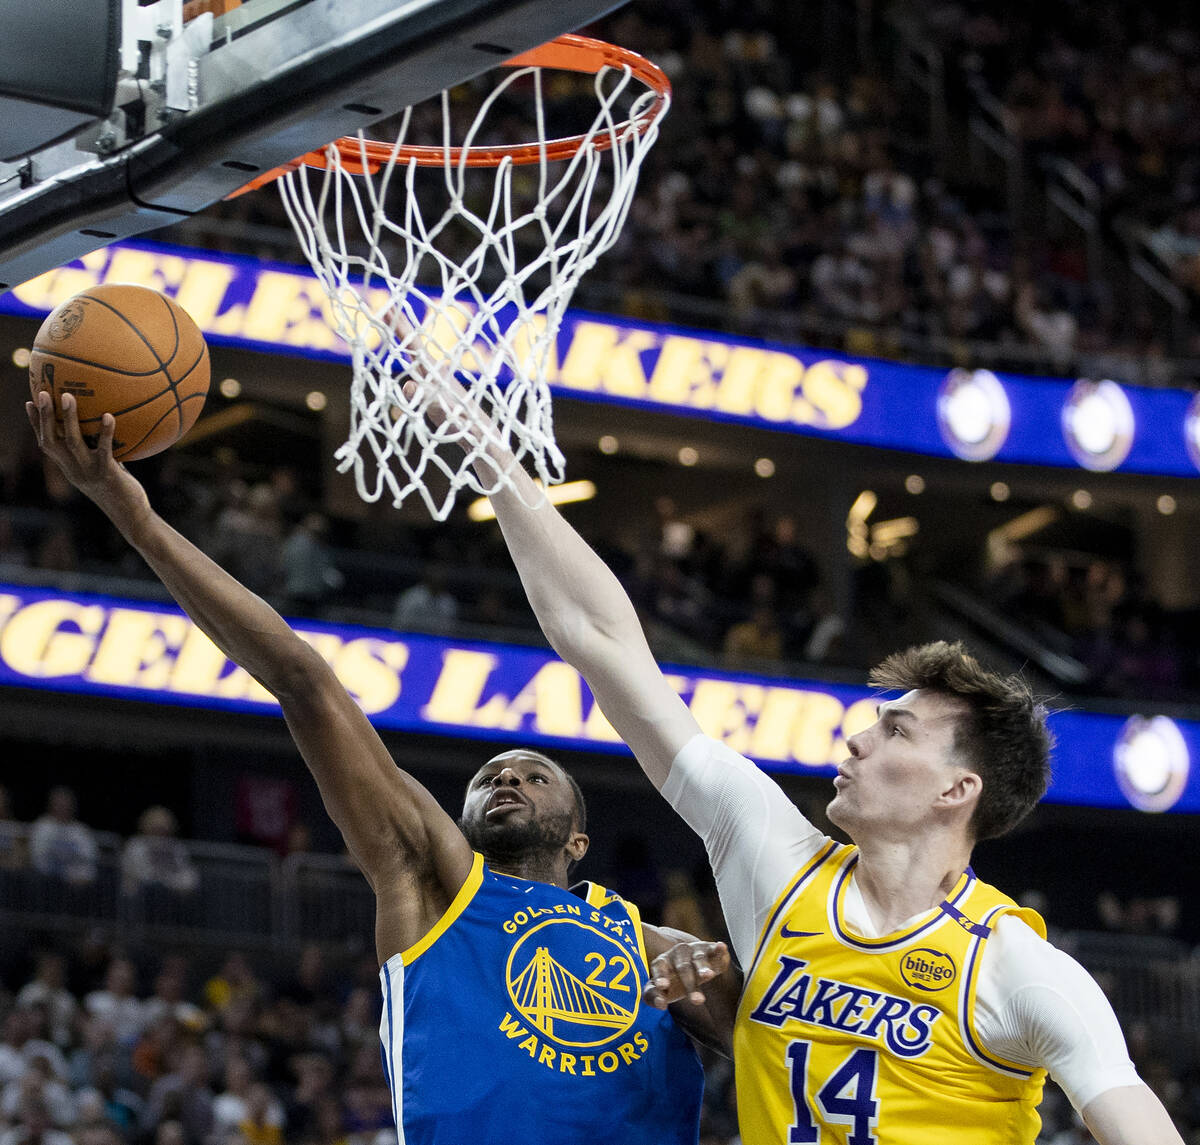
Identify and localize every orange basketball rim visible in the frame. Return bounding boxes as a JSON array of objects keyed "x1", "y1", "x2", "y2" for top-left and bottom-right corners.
[{"x1": 230, "y1": 34, "x2": 671, "y2": 196}]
